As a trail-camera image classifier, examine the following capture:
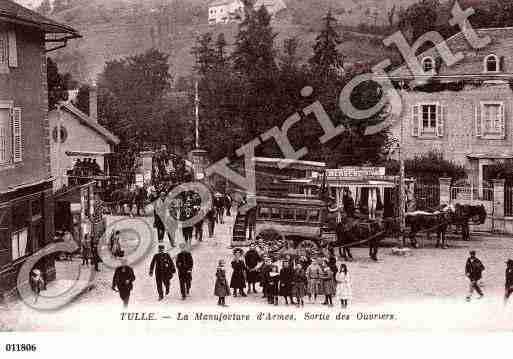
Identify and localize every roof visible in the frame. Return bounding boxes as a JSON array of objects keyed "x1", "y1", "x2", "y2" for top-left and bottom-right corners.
[
  {"x1": 387, "y1": 27, "x2": 513, "y2": 80},
  {"x1": 253, "y1": 157, "x2": 327, "y2": 170},
  {"x1": 57, "y1": 102, "x2": 120, "y2": 146},
  {"x1": 0, "y1": 0, "x2": 80, "y2": 36},
  {"x1": 209, "y1": 0, "x2": 236, "y2": 7}
]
